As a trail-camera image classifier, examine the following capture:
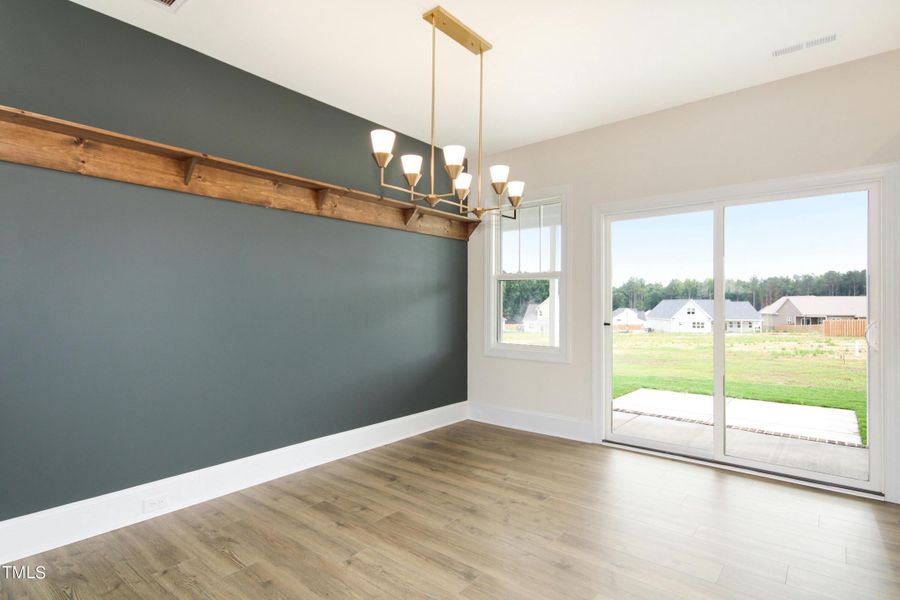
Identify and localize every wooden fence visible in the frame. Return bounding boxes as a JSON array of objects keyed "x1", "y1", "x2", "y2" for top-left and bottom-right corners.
[
  {"x1": 771, "y1": 320, "x2": 866, "y2": 337},
  {"x1": 824, "y1": 319, "x2": 867, "y2": 337}
]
